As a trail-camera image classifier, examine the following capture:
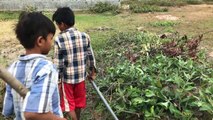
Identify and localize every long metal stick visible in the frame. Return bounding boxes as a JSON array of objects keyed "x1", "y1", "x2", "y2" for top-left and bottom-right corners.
[{"x1": 90, "y1": 81, "x2": 119, "y2": 120}]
